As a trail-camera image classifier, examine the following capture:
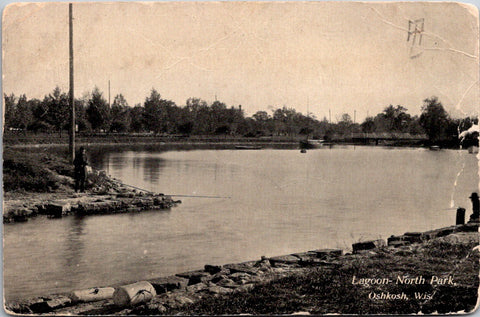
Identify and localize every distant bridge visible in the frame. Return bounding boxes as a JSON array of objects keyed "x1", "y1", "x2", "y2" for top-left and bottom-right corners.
[{"x1": 332, "y1": 132, "x2": 428, "y2": 145}]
